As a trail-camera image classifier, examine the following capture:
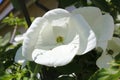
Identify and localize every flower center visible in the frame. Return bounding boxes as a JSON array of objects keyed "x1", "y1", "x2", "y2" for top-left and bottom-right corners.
[{"x1": 56, "y1": 36, "x2": 64, "y2": 43}]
